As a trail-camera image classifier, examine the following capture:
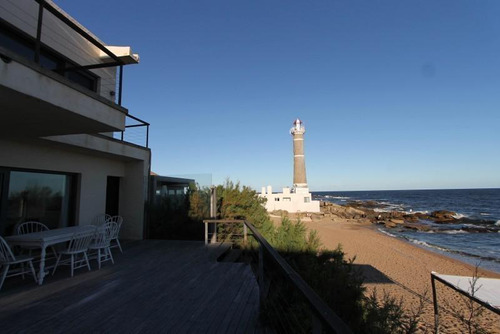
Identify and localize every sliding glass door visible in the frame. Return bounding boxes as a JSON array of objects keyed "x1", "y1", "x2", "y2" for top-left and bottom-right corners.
[{"x1": 0, "y1": 169, "x2": 76, "y2": 235}]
